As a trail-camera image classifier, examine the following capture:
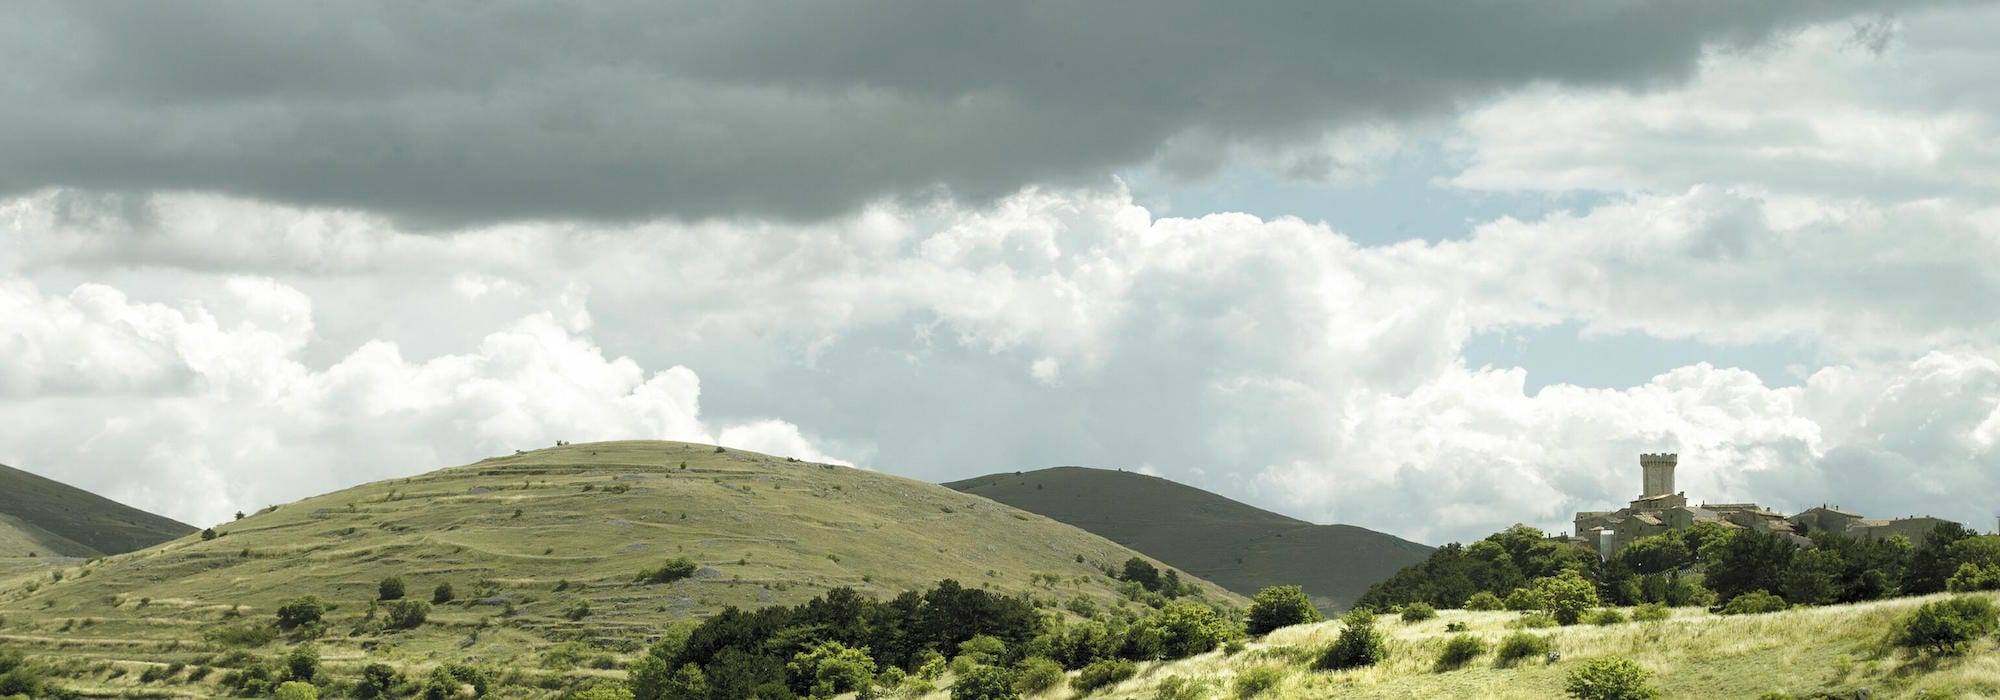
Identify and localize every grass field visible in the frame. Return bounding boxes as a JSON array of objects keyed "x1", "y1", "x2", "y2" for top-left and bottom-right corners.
[
  {"x1": 0, "y1": 441, "x2": 1240, "y2": 698},
  {"x1": 1045, "y1": 591, "x2": 2000, "y2": 699},
  {"x1": 0, "y1": 462, "x2": 193, "y2": 559},
  {"x1": 948, "y1": 467, "x2": 1432, "y2": 612}
]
